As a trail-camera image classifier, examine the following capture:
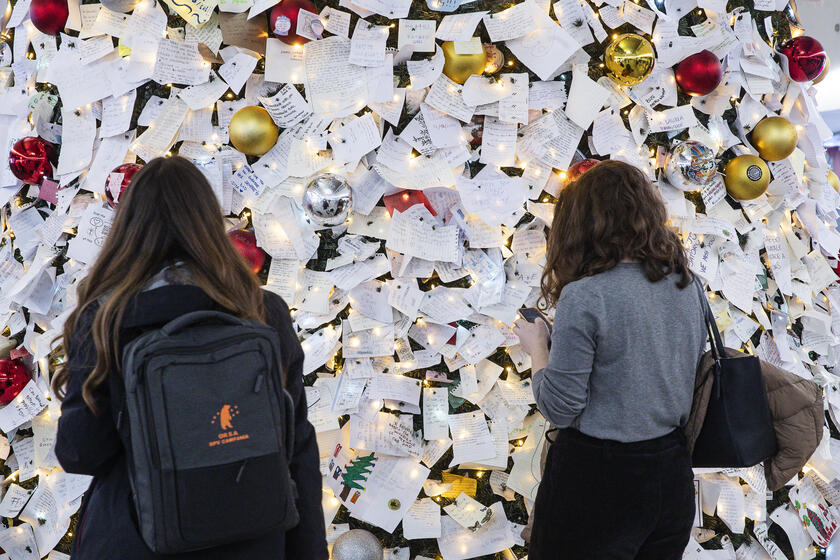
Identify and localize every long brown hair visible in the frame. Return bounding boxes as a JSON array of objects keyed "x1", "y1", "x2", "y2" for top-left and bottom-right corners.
[
  {"x1": 52, "y1": 156, "x2": 265, "y2": 414},
  {"x1": 541, "y1": 159, "x2": 691, "y2": 306}
]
